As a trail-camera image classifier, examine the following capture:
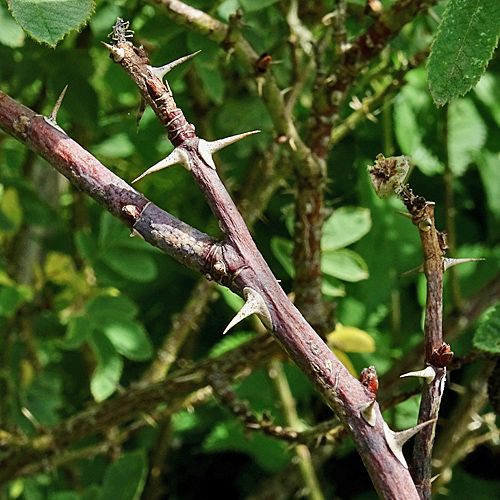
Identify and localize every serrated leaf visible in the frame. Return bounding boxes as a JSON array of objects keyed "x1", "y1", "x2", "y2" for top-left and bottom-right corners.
[
  {"x1": 427, "y1": 0, "x2": 500, "y2": 107},
  {"x1": 327, "y1": 324, "x2": 375, "y2": 353},
  {"x1": 473, "y1": 304, "x2": 500, "y2": 353},
  {"x1": 98, "y1": 451, "x2": 147, "y2": 500},
  {"x1": 9, "y1": 0, "x2": 95, "y2": 47},
  {"x1": 322, "y1": 249, "x2": 369, "y2": 282},
  {"x1": 322, "y1": 207, "x2": 371, "y2": 250},
  {"x1": 448, "y1": 98, "x2": 486, "y2": 176}
]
